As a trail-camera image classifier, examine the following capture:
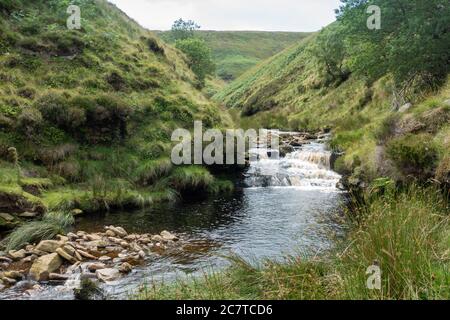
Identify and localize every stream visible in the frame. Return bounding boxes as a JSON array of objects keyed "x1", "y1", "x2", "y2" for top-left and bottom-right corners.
[{"x1": 0, "y1": 134, "x2": 347, "y2": 300}]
